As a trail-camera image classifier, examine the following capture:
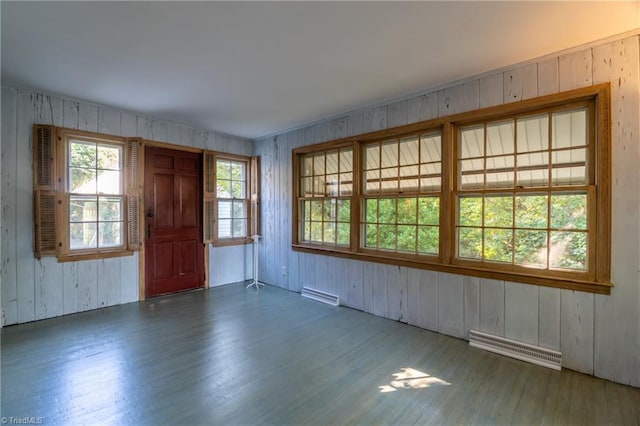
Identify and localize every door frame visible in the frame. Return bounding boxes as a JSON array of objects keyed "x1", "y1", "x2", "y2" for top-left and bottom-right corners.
[{"x1": 137, "y1": 140, "x2": 209, "y2": 301}]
